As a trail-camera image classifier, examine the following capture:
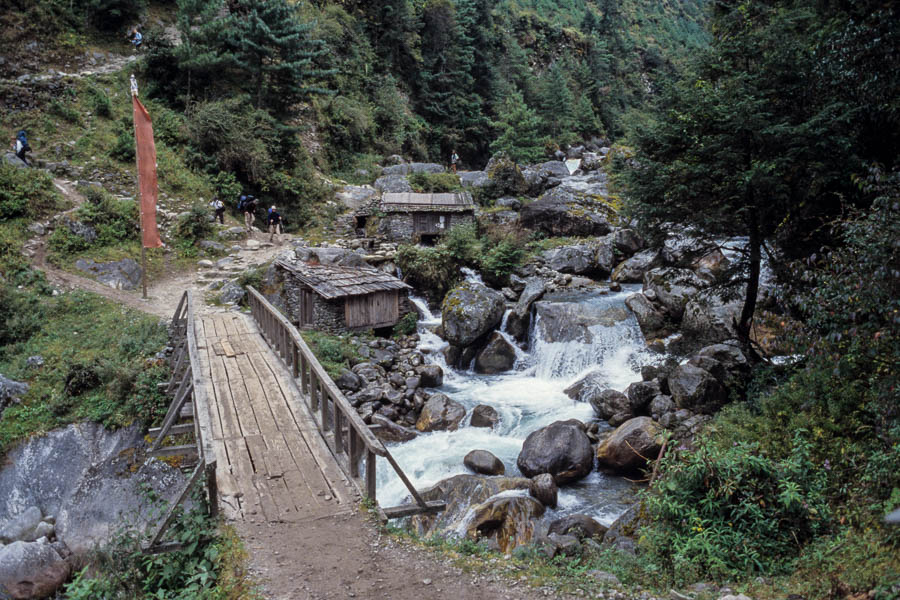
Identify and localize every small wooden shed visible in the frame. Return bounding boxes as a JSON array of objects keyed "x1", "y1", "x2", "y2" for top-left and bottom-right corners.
[
  {"x1": 370, "y1": 192, "x2": 476, "y2": 243},
  {"x1": 275, "y1": 259, "x2": 411, "y2": 333}
]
